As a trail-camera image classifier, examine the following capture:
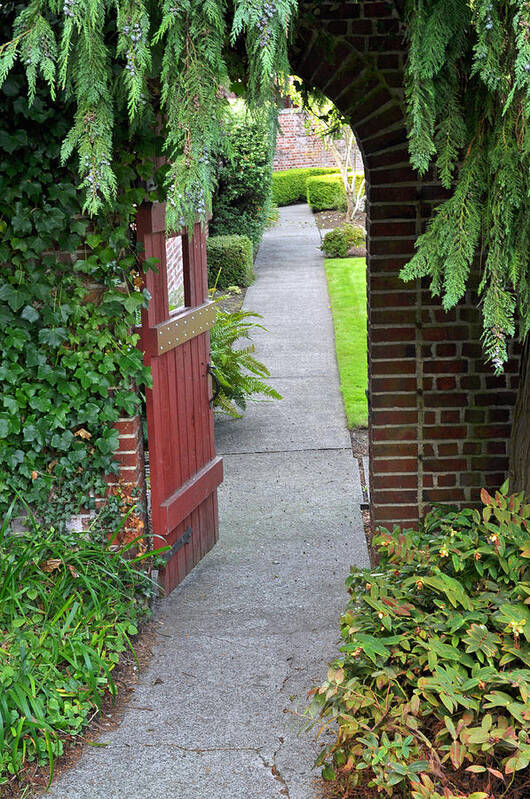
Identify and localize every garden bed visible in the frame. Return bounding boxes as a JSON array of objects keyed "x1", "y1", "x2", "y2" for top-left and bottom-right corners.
[
  {"x1": 0, "y1": 514, "x2": 160, "y2": 796},
  {"x1": 5, "y1": 619, "x2": 158, "y2": 798},
  {"x1": 309, "y1": 486, "x2": 530, "y2": 799},
  {"x1": 313, "y1": 210, "x2": 366, "y2": 231}
]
